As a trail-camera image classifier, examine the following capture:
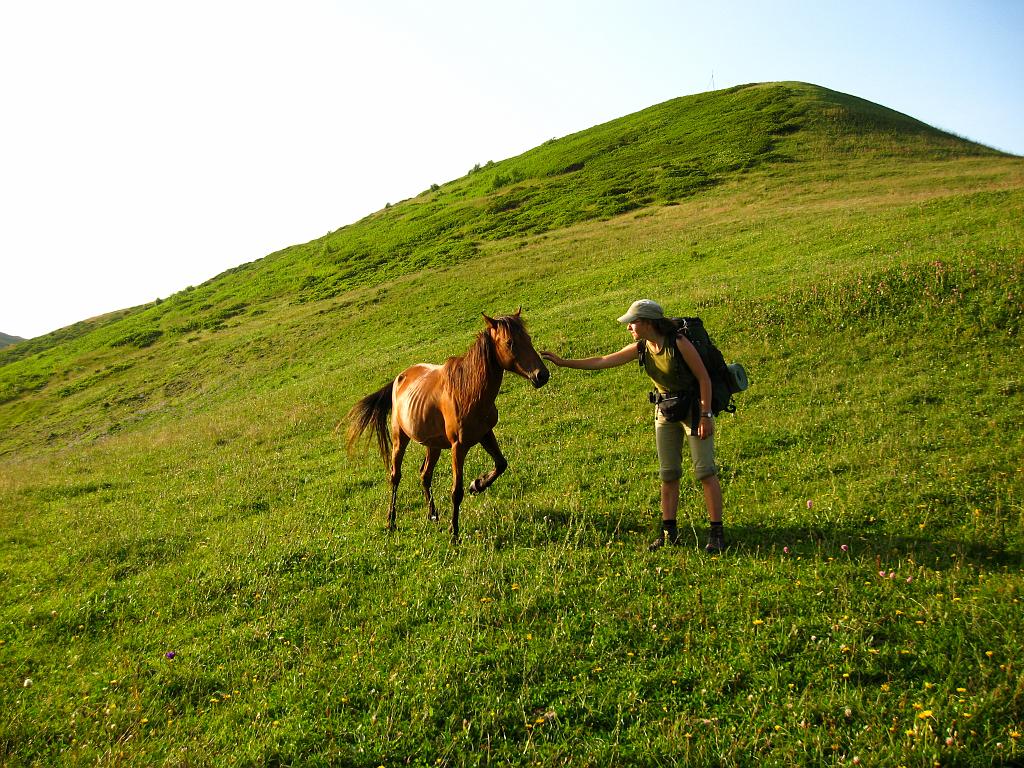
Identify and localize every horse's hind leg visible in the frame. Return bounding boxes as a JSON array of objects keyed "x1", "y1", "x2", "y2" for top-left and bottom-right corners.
[
  {"x1": 388, "y1": 432, "x2": 410, "y2": 531},
  {"x1": 420, "y1": 447, "x2": 441, "y2": 522},
  {"x1": 469, "y1": 430, "x2": 508, "y2": 495}
]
